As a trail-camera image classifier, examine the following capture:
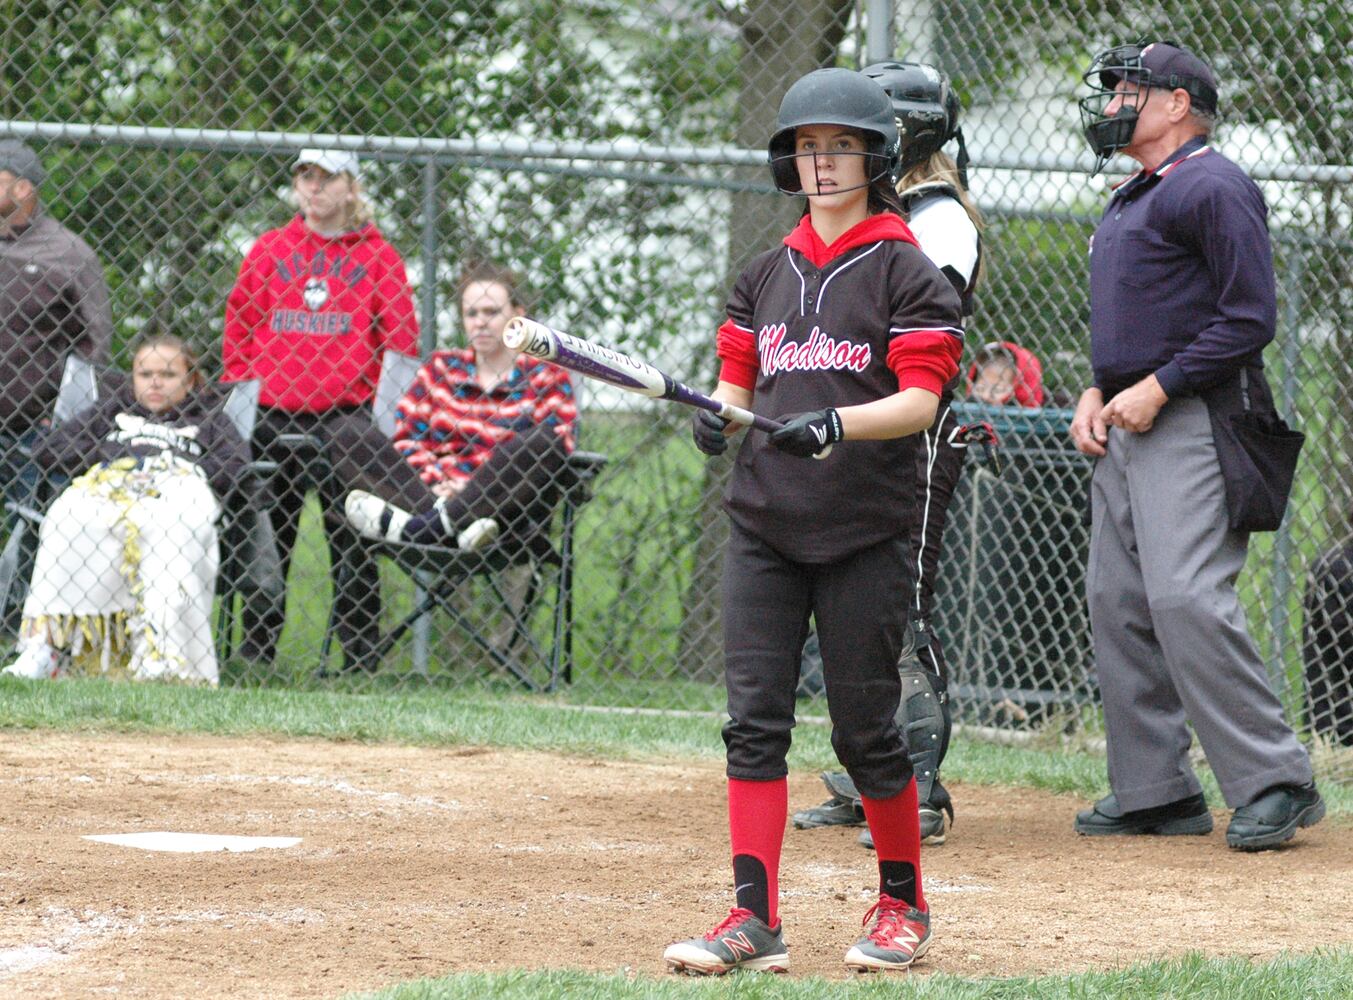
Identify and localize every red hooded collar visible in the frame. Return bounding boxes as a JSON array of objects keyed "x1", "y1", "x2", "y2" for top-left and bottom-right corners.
[
  {"x1": 282, "y1": 214, "x2": 380, "y2": 246},
  {"x1": 784, "y1": 212, "x2": 919, "y2": 269},
  {"x1": 967, "y1": 340, "x2": 1046, "y2": 408}
]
